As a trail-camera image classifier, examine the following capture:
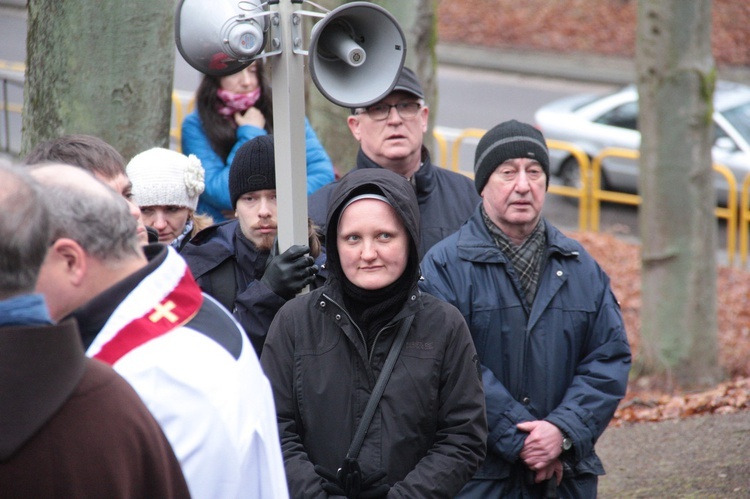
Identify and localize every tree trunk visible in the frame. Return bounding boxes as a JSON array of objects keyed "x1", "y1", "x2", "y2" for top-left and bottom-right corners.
[
  {"x1": 306, "y1": 0, "x2": 437, "y2": 176},
  {"x1": 22, "y1": 0, "x2": 175, "y2": 160},
  {"x1": 635, "y1": 0, "x2": 722, "y2": 389}
]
